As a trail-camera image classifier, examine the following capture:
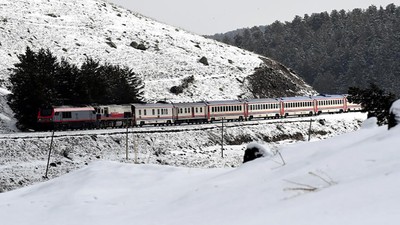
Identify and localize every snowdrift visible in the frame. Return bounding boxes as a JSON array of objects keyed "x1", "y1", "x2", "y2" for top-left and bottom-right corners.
[{"x1": 1, "y1": 122, "x2": 399, "y2": 225}]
